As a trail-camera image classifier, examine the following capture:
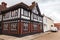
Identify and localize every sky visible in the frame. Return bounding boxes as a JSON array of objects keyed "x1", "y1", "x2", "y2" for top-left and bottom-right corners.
[{"x1": 0, "y1": 0, "x2": 60, "y2": 23}]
